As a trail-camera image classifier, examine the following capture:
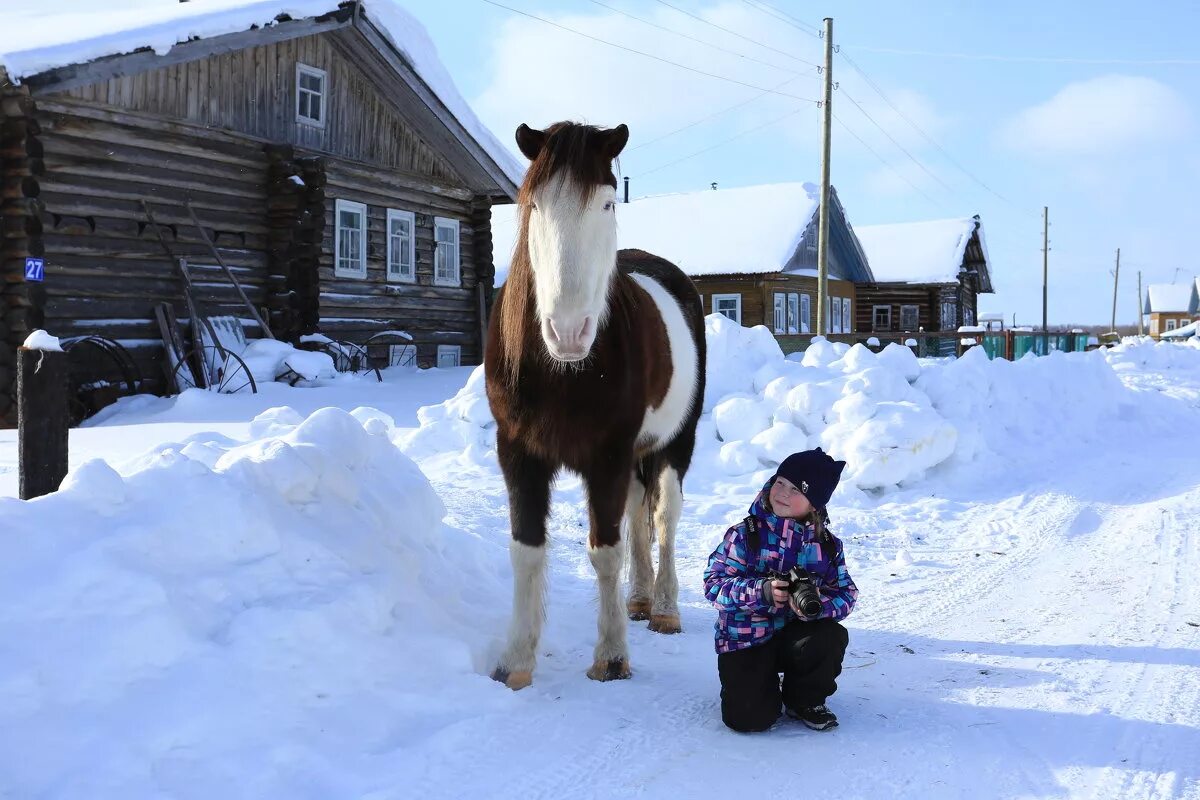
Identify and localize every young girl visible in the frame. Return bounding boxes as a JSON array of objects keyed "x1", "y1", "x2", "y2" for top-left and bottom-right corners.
[{"x1": 703, "y1": 448, "x2": 858, "y2": 732}]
